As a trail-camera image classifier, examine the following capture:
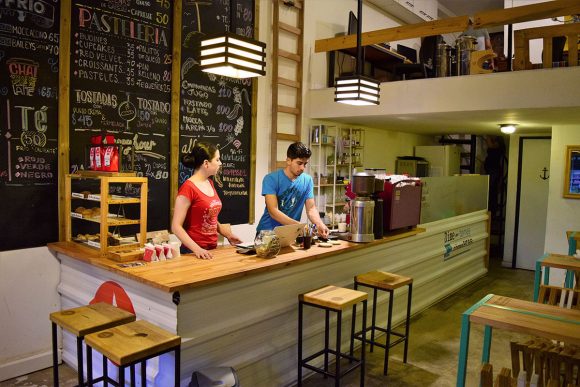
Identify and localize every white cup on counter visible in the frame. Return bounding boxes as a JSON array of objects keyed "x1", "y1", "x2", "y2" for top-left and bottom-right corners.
[{"x1": 338, "y1": 222, "x2": 347, "y2": 233}]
